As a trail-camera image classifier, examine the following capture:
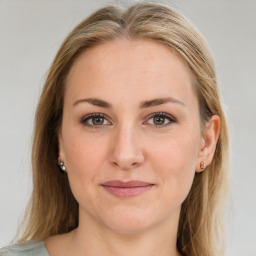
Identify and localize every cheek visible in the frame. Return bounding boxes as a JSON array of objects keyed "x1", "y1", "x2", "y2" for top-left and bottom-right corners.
[
  {"x1": 61, "y1": 129, "x2": 108, "y2": 200},
  {"x1": 62, "y1": 125, "x2": 107, "y2": 173},
  {"x1": 149, "y1": 133, "x2": 200, "y2": 202}
]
